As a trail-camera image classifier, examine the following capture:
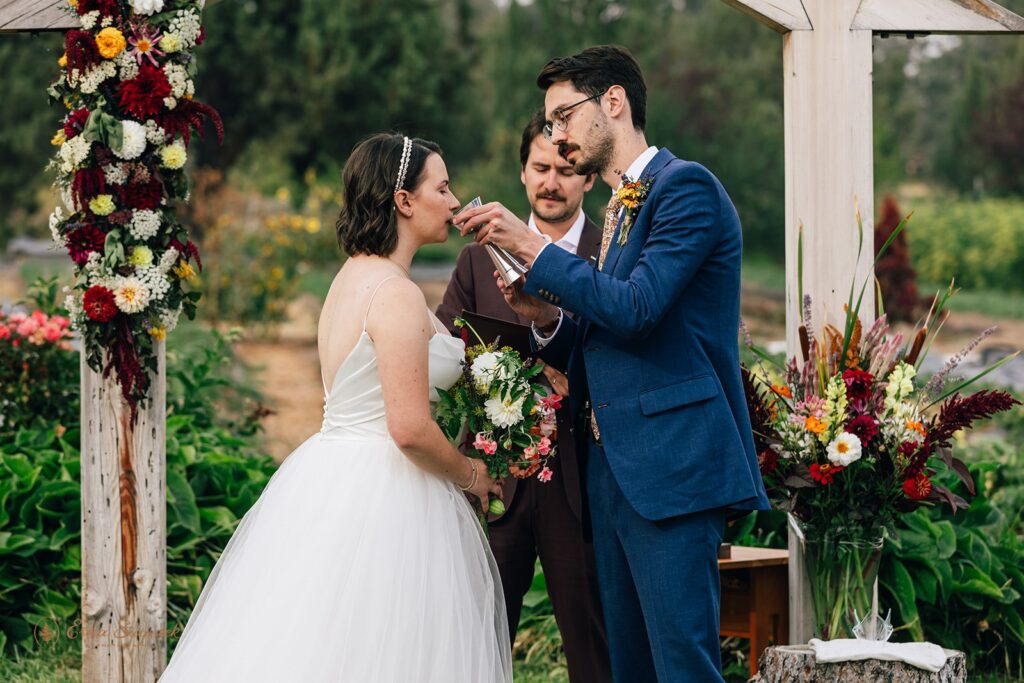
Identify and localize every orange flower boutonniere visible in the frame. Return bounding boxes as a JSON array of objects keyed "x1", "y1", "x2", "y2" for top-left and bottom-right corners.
[{"x1": 615, "y1": 175, "x2": 653, "y2": 247}]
